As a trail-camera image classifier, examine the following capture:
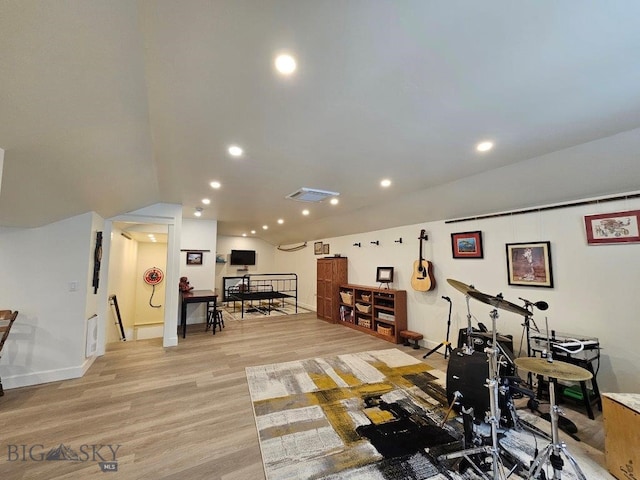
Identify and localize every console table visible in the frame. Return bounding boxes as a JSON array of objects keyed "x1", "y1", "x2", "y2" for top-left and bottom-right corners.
[{"x1": 179, "y1": 290, "x2": 217, "y2": 338}]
